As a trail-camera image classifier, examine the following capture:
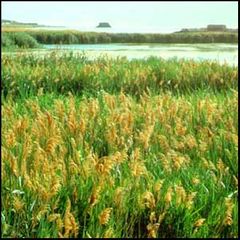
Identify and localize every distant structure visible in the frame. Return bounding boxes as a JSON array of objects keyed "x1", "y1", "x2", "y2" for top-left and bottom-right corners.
[
  {"x1": 96, "y1": 22, "x2": 111, "y2": 28},
  {"x1": 177, "y1": 24, "x2": 237, "y2": 33},
  {"x1": 207, "y1": 24, "x2": 226, "y2": 31}
]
